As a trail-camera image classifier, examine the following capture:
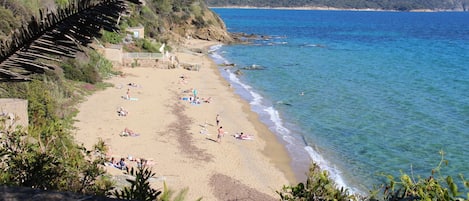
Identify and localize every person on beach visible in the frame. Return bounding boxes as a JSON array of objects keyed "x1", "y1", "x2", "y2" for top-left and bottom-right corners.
[
  {"x1": 216, "y1": 114, "x2": 220, "y2": 126},
  {"x1": 128, "y1": 83, "x2": 138, "y2": 87},
  {"x1": 203, "y1": 97, "x2": 212, "y2": 103},
  {"x1": 117, "y1": 158, "x2": 128, "y2": 170},
  {"x1": 217, "y1": 126, "x2": 224, "y2": 143},
  {"x1": 126, "y1": 88, "x2": 130, "y2": 100},
  {"x1": 239, "y1": 132, "x2": 246, "y2": 139},
  {"x1": 121, "y1": 128, "x2": 139, "y2": 137},
  {"x1": 108, "y1": 157, "x2": 116, "y2": 166},
  {"x1": 117, "y1": 107, "x2": 128, "y2": 116},
  {"x1": 237, "y1": 132, "x2": 254, "y2": 140},
  {"x1": 179, "y1": 77, "x2": 188, "y2": 84},
  {"x1": 192, "y1": 88, "x2": 197, "y2": 99}
]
